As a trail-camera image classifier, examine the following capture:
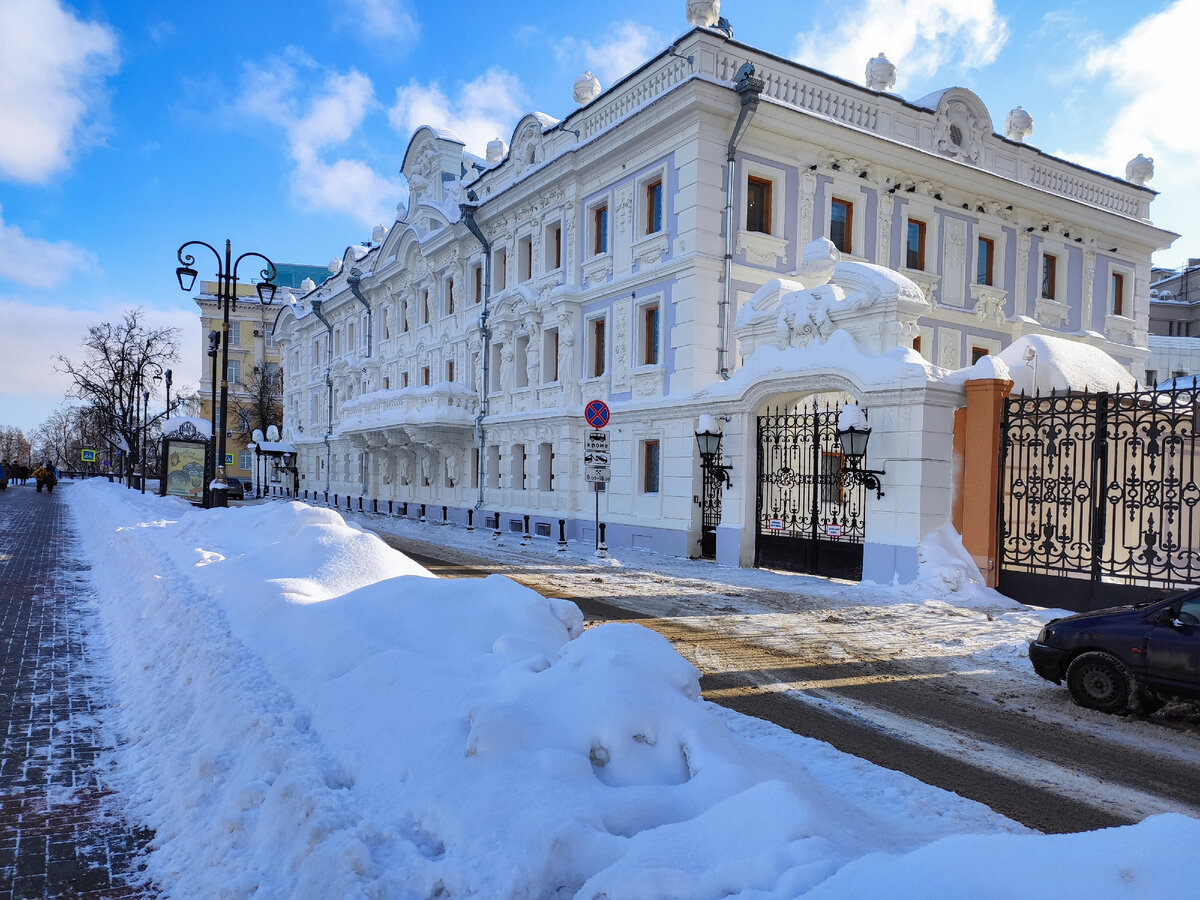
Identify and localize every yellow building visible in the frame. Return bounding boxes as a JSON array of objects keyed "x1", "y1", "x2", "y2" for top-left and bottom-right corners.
[{"x1": 195, "y1": 264, "x2": 329, "y2": 481}]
